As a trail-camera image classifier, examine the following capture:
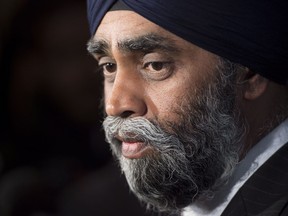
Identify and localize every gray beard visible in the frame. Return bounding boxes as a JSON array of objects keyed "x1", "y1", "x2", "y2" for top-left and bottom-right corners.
[{"x1": 103, "y1": 60, "x2": 246, "y2": 213}]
